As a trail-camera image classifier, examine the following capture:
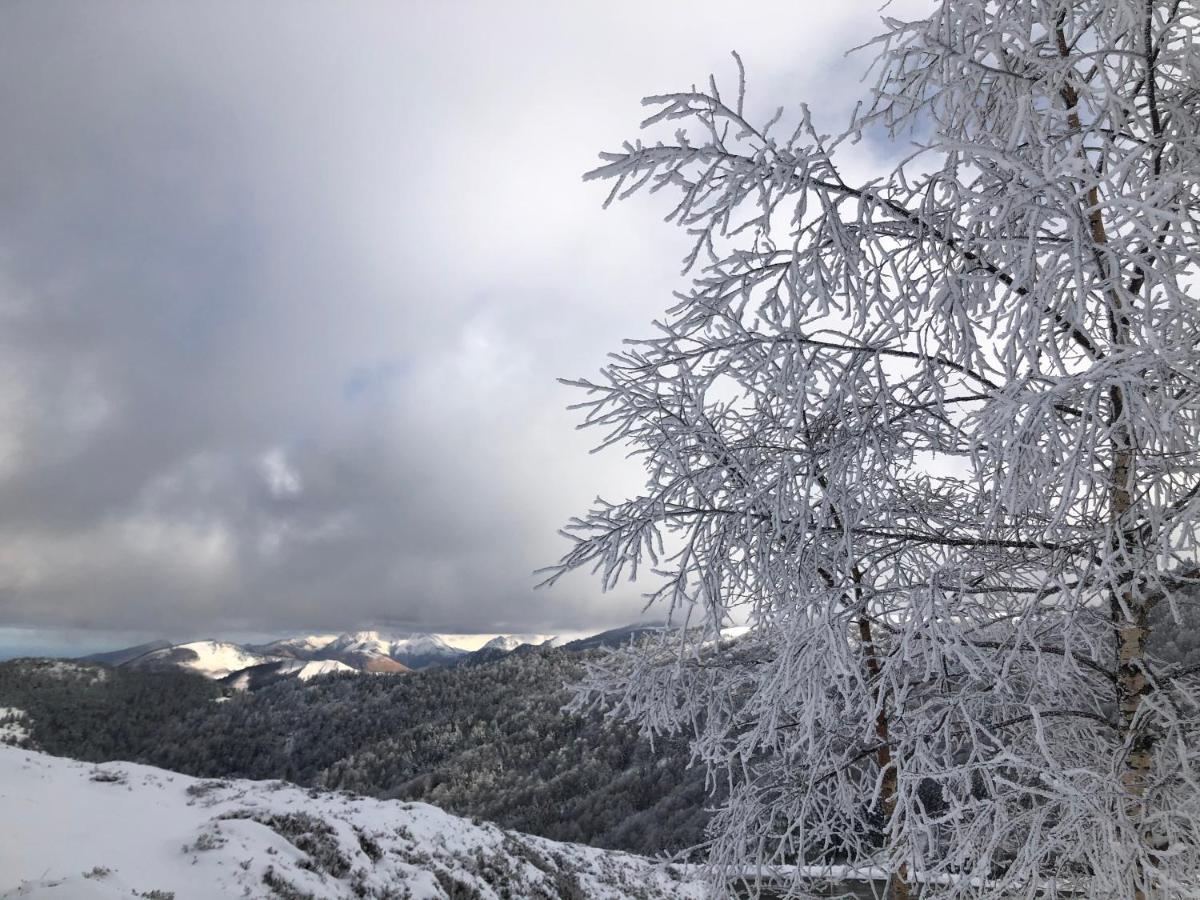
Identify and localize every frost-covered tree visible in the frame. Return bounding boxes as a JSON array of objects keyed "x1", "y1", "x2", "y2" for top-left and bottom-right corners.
[{"x1": 547, "y1": 2, "x2": 1200, "y2": 897}]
